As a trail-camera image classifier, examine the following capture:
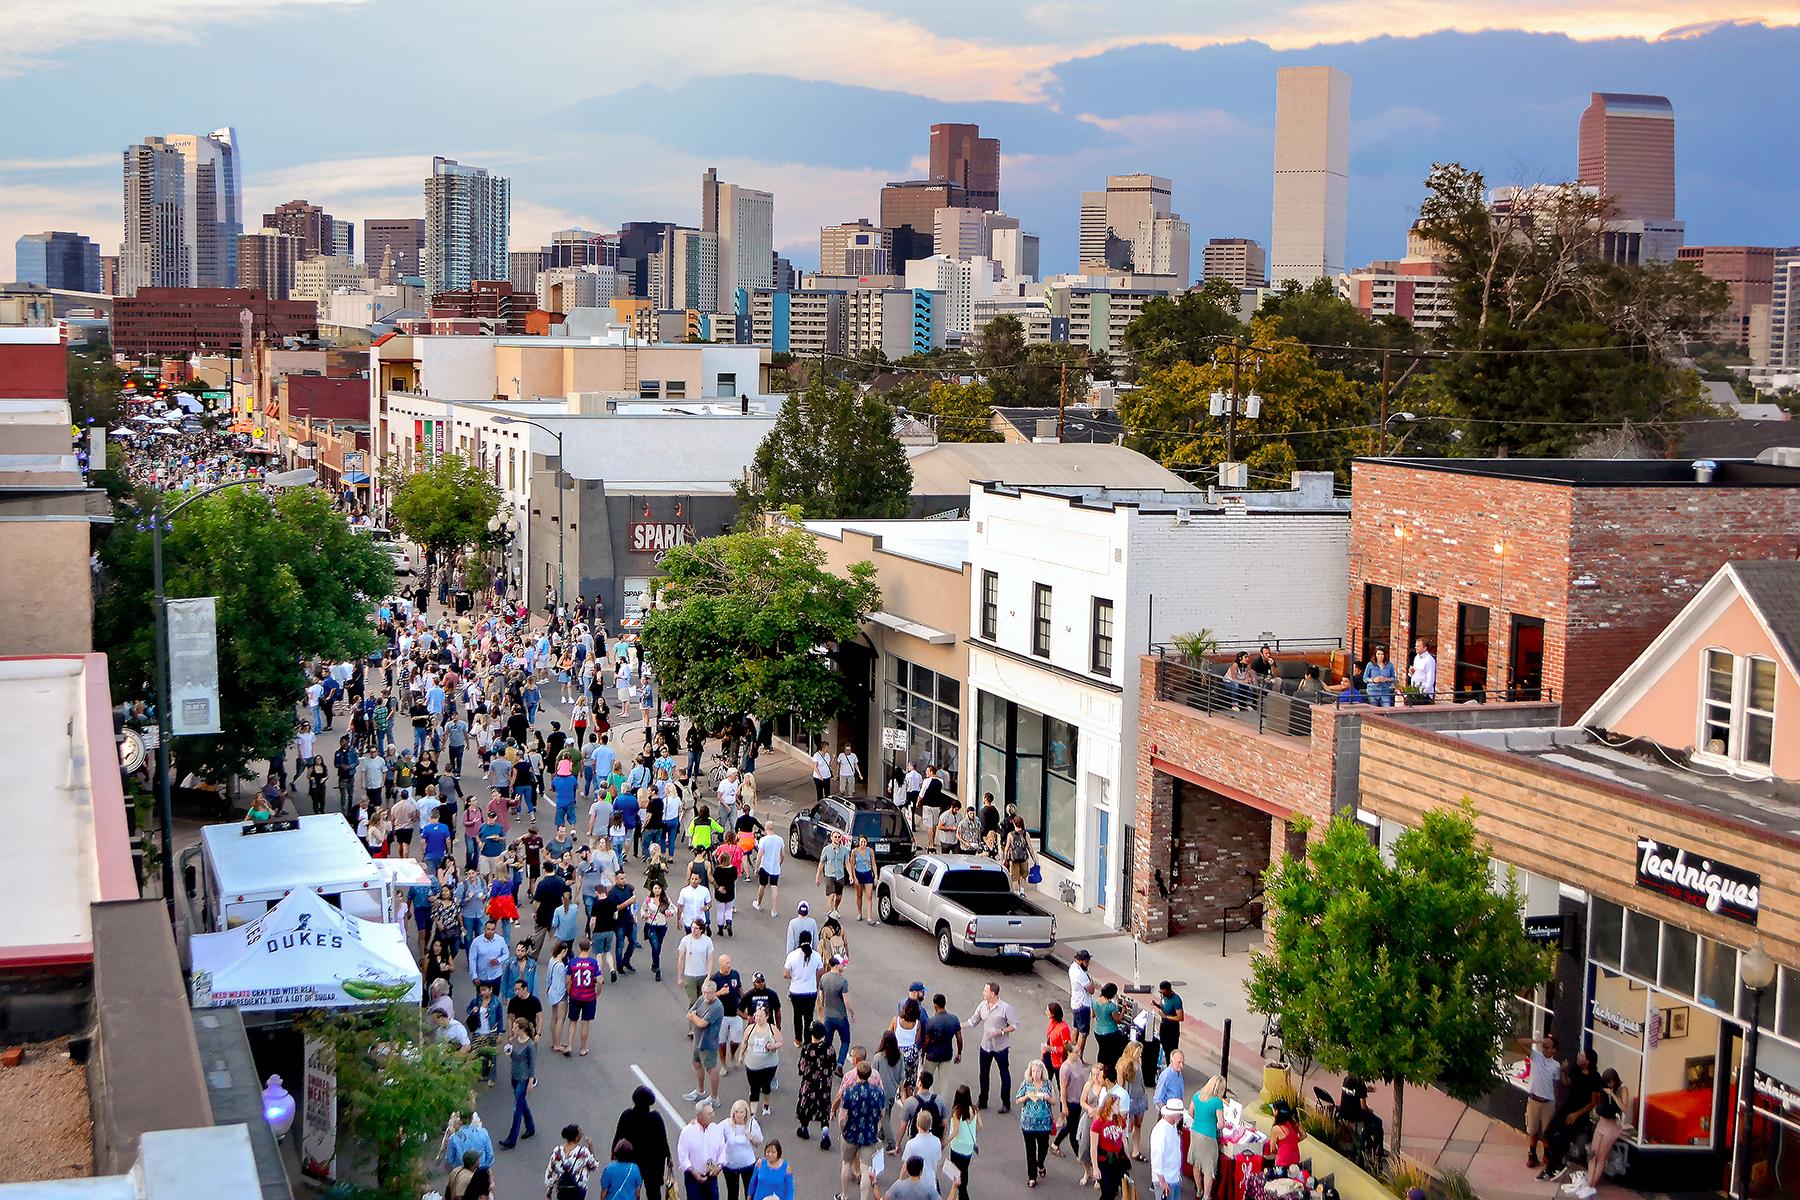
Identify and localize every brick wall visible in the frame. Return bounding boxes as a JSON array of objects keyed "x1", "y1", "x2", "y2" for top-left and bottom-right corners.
[{"x1": 1165, "y1": 776, "x2": 1273, "y2": 934}]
